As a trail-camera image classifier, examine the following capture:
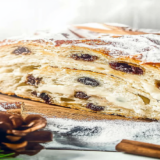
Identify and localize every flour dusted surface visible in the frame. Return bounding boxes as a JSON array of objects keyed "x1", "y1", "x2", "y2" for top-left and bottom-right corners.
[{"x1": 42, "y1": 118, "x2": 160, "y2": 151}]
